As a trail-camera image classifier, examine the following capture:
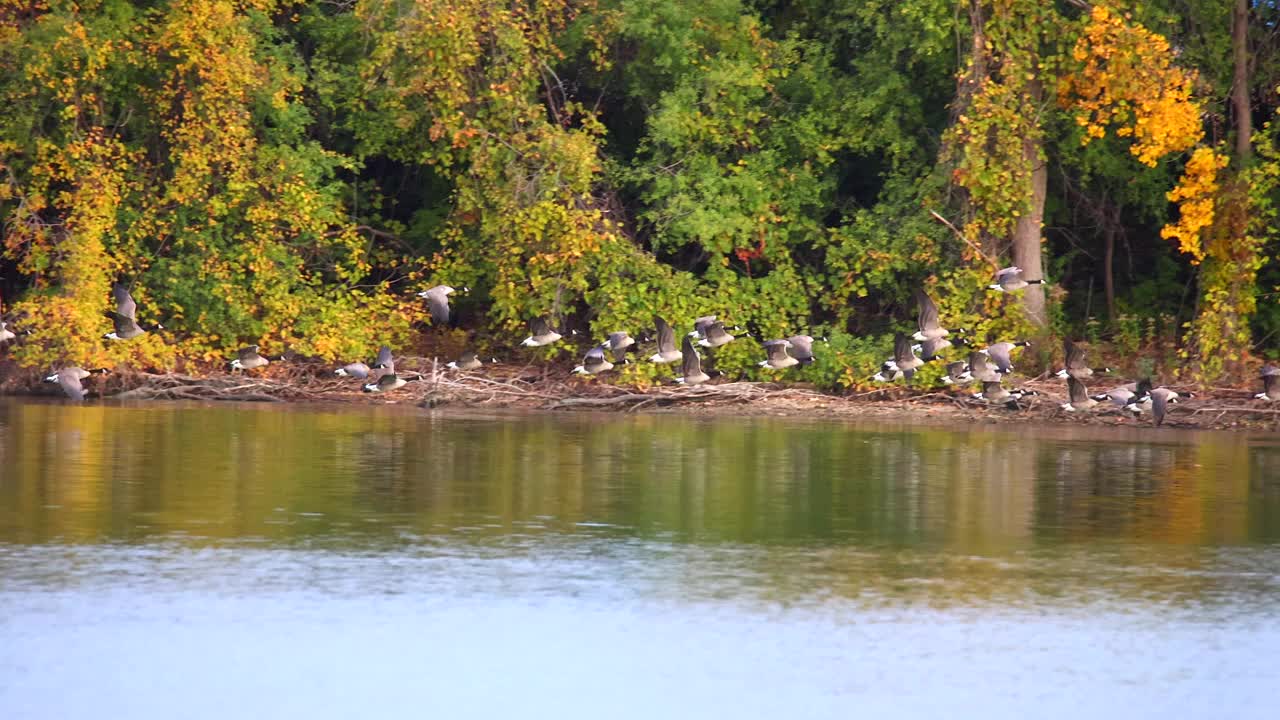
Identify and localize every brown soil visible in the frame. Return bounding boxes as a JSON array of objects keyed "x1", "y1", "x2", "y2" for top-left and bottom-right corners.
[{"x1": 3, "y1": 355, "x2": 1278, "y2": 433}]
